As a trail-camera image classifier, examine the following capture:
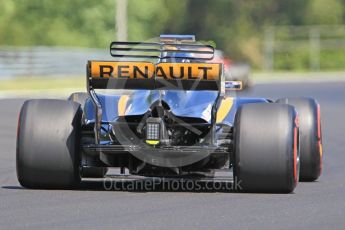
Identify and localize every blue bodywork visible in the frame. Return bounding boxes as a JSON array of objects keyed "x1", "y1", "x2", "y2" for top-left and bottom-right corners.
[{"x1": 84, "y1": 90, "x2": 269, "y2": 125}]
